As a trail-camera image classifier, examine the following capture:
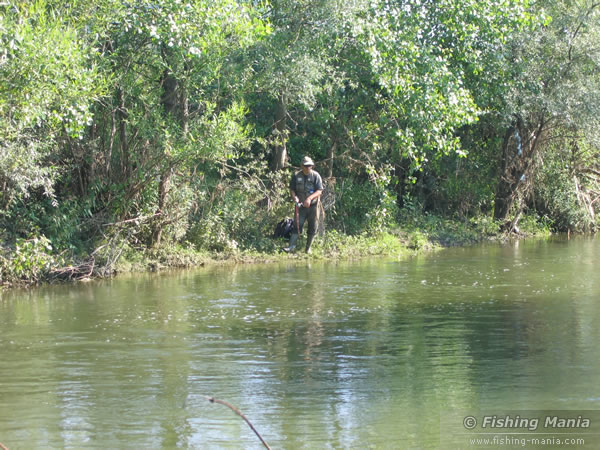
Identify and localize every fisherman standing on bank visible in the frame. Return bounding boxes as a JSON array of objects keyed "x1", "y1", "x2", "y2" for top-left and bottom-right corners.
[{"x1": 285, "y1": 156, "x2": 323, "y2": 253}]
